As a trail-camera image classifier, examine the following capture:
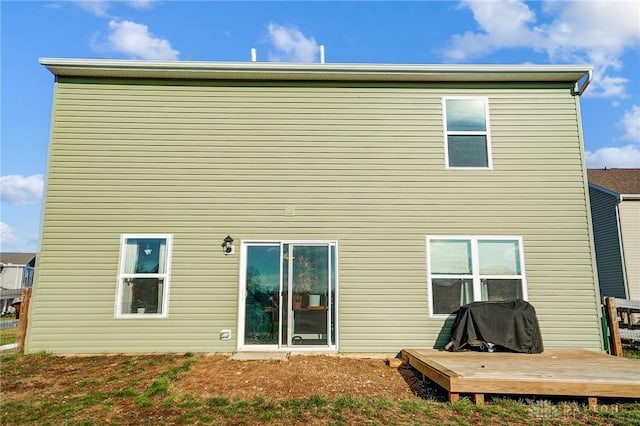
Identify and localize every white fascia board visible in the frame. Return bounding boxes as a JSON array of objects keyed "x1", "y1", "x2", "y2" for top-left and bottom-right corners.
[
  {"x1": 620, "y1": 194, "x2": 640, "y2": 200},
  {"x1": 39, "y1": 58, "x2": 592, "y2": 86}
]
